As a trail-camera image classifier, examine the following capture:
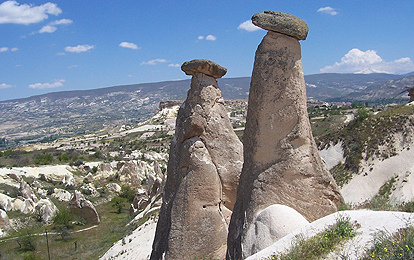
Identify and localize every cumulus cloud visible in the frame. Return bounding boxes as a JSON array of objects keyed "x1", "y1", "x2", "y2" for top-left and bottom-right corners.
[
  {"x1": 65, "y1": 44, "x2": 94, "y2": 53},
  {"x1": 320, "y1": 48, "x2": 414, "y2": 74},
  {"x1": 140, "y1": 59, "x2": 167, "y2": 65},
  {"x1": 0, "y1": 1, "x2": 62, "y2": 25},
  {"x1": 28, "y1": 79, "x2": 65, "y2": 89},
  {"x1": 238, "y1": 20, "x2": 260, "y2": 32},
  {"x1": 205, "y1": 35, "x2": 217, "y2": 41},
  {"x1": 198, "y1": 35, "x2": 217, "y2": 41},
  {"x1": 168, "y1": 63, "x2": 180, "y2": 67},
  {"x1": 0, "y1": 83, "x2": 13, "y2": 89},
  {"x1": 36, "y1": 18, "x2": 72, "y2": 34},
  {"x1": 119, "y1": 42, "x2": 140, "y2": 50},
  {"x1": 0, "y1": 46, "x2": 18, "y2": 52},
  {"x1": 317, "y1": 6, "x2": 338, "y2": 16}
]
